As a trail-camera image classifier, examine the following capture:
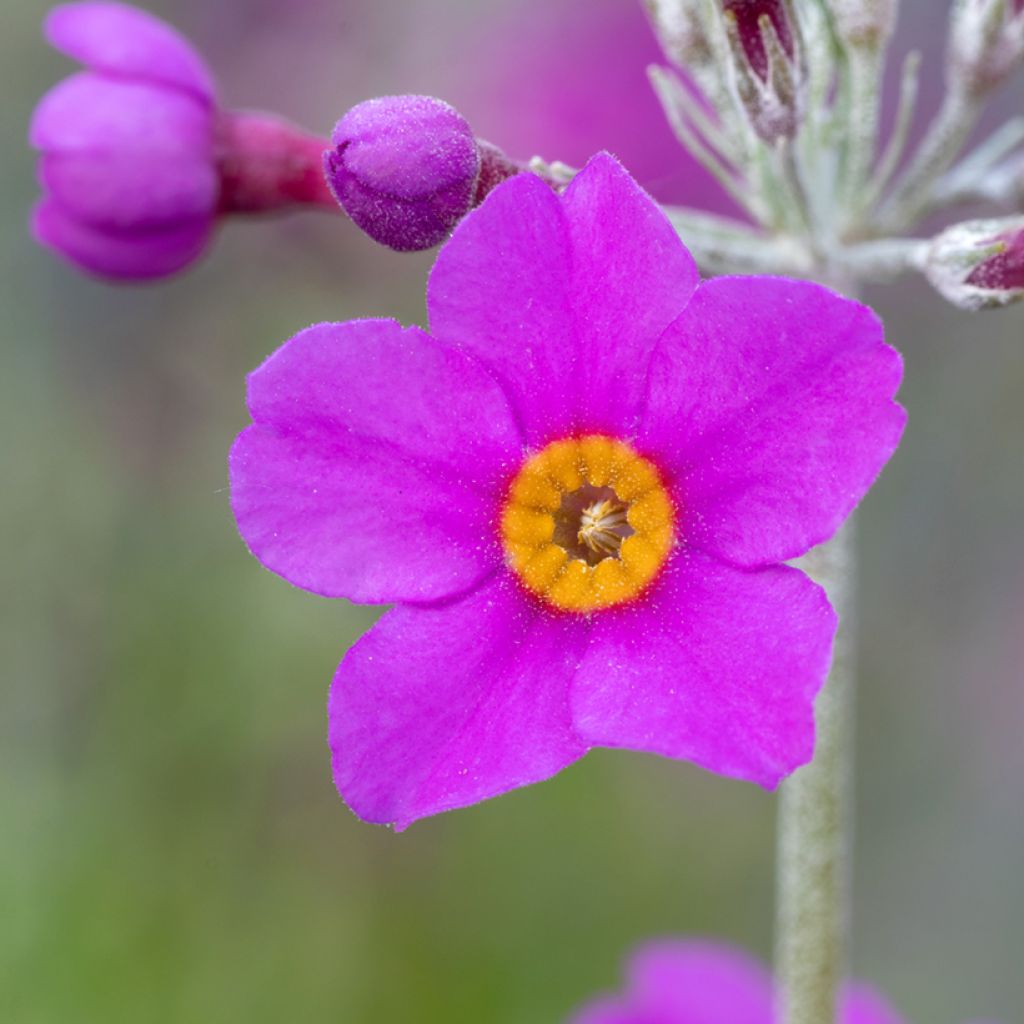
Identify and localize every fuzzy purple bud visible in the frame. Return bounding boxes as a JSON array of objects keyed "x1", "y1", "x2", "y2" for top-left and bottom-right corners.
[
  {"x1": 325, "y1": 95, "x2": 489, "y2": 252},
  {"x1": 925, "y1": 217, "x2": 1024, "y2": 310}
]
